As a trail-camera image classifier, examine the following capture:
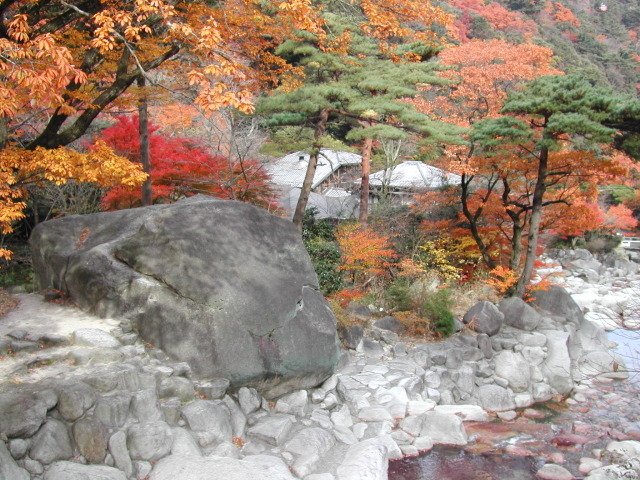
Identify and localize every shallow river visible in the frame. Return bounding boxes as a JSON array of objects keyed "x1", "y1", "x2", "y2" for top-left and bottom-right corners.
[{"x1": 389, "y1": 330, "x2": 640, "y2": 480}]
